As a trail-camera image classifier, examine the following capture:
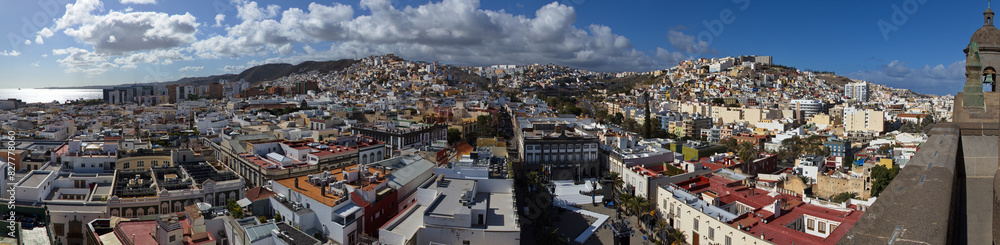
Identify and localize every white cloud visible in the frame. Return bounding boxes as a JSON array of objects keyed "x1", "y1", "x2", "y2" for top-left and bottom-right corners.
[
  {"x1": 214, "y1": 14, "x2": 225, "y2": 27},
  {"x1": 112, "y1": 48, "x2": 191, "y2": 69},
  {"x1": 51, "y1": 0, "x2": 199, "y2": 55},
  {"x1": 34, "y1": 28, "x2": 54, "y2": 45},
  {"x1": 121, "y1": 0, "x2": 156, "y2": 4},
  {"x1": 179, "y1": 66, "x2": 204, "y2": 72},
  {"x1": 0, "y1": 50, "x2": 21, "y2": 56},
  {"x1": 655, "y1": 48, "x2": 688, "y2": 67},
  {"x1": 220, "y1": 59, "x2": 270, "y2": 73},
  {"x1": 31, "y1": 62, "x2": 40, "y2": 67},
  {"x1": 193, "y1": 0, "x2": 666, "y2": 72},
  {"x1": 847, "y1": 60, "x2": 965, "y2": 95},
  {"x1": 24, "y1": 40, "x2": 31, "y2": 45},
  {"x1": 52, "y1": 47, "x2": 116, "y2": 74},
  {"x1": 666, "y1": 29, "x2": 706, "y2": 54}
]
